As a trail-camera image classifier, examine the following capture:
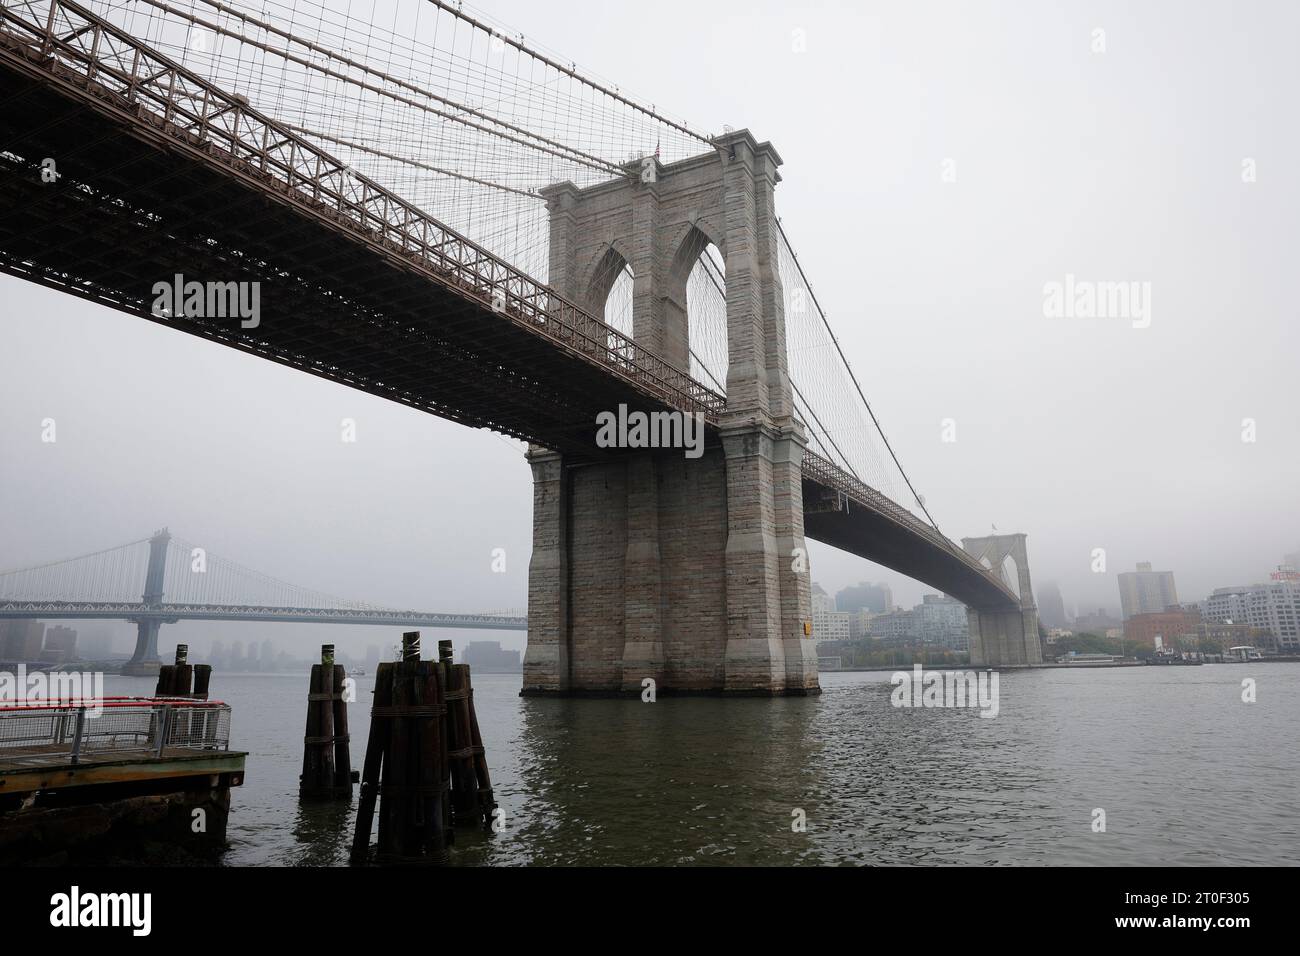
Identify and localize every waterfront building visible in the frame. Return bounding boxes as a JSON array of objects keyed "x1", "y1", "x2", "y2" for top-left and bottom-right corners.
[
  {"x1": 1203, "y1": 587, "x2": 1251, "y2": 624},
  {"x1": 0, "y1": 621, "x2": 45, "y2": 660},
  {"x1": 40, "y1": 625, "x2": 77, "y2": 662},
  {"x1": 848, "y1": 607, "x2": 874, "y2": 640},
  {"x1": 1199, "y1": 567, "x2": 1300, "y2": 653},
  {"x1": 1074, "y1": 608, "x2": 1123, "y2": 634},
  {"x1": 868, "y1": 609, "x2": 917, "y2": 646},
  {"x1": 1118, "y1": 562, "x2": 1179, "y2": 620},
  {"x1": 915, "y1": 594, "x2": 970, "y2": 651},
  {"x1": 462, "y1": 640, "x2": 521, "y2": 673},
  {"x1": 1123, "y1": 606, "x2": 1201, "y2": 649},
  {"x1": 1243, "y1": 570, "x2": 1300, "y2": 652},
  {"x1": 811, "y1": 588, "x2": 850, "y2": 642}
]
